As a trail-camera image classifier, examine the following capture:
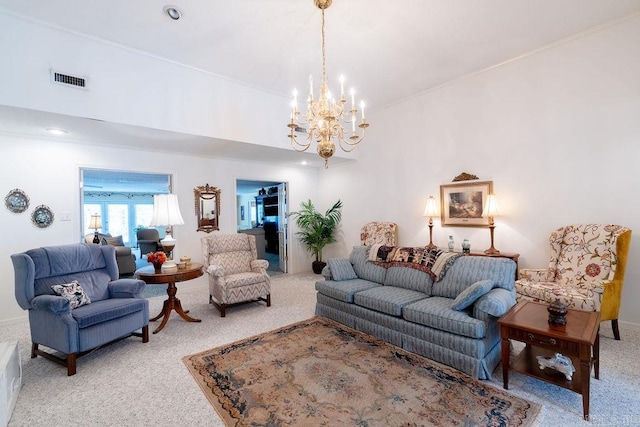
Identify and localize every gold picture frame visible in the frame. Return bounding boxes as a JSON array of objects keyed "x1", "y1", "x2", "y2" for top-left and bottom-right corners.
[{"x1": 440, "y1": 180, "x2": 493, "y2": 227}]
